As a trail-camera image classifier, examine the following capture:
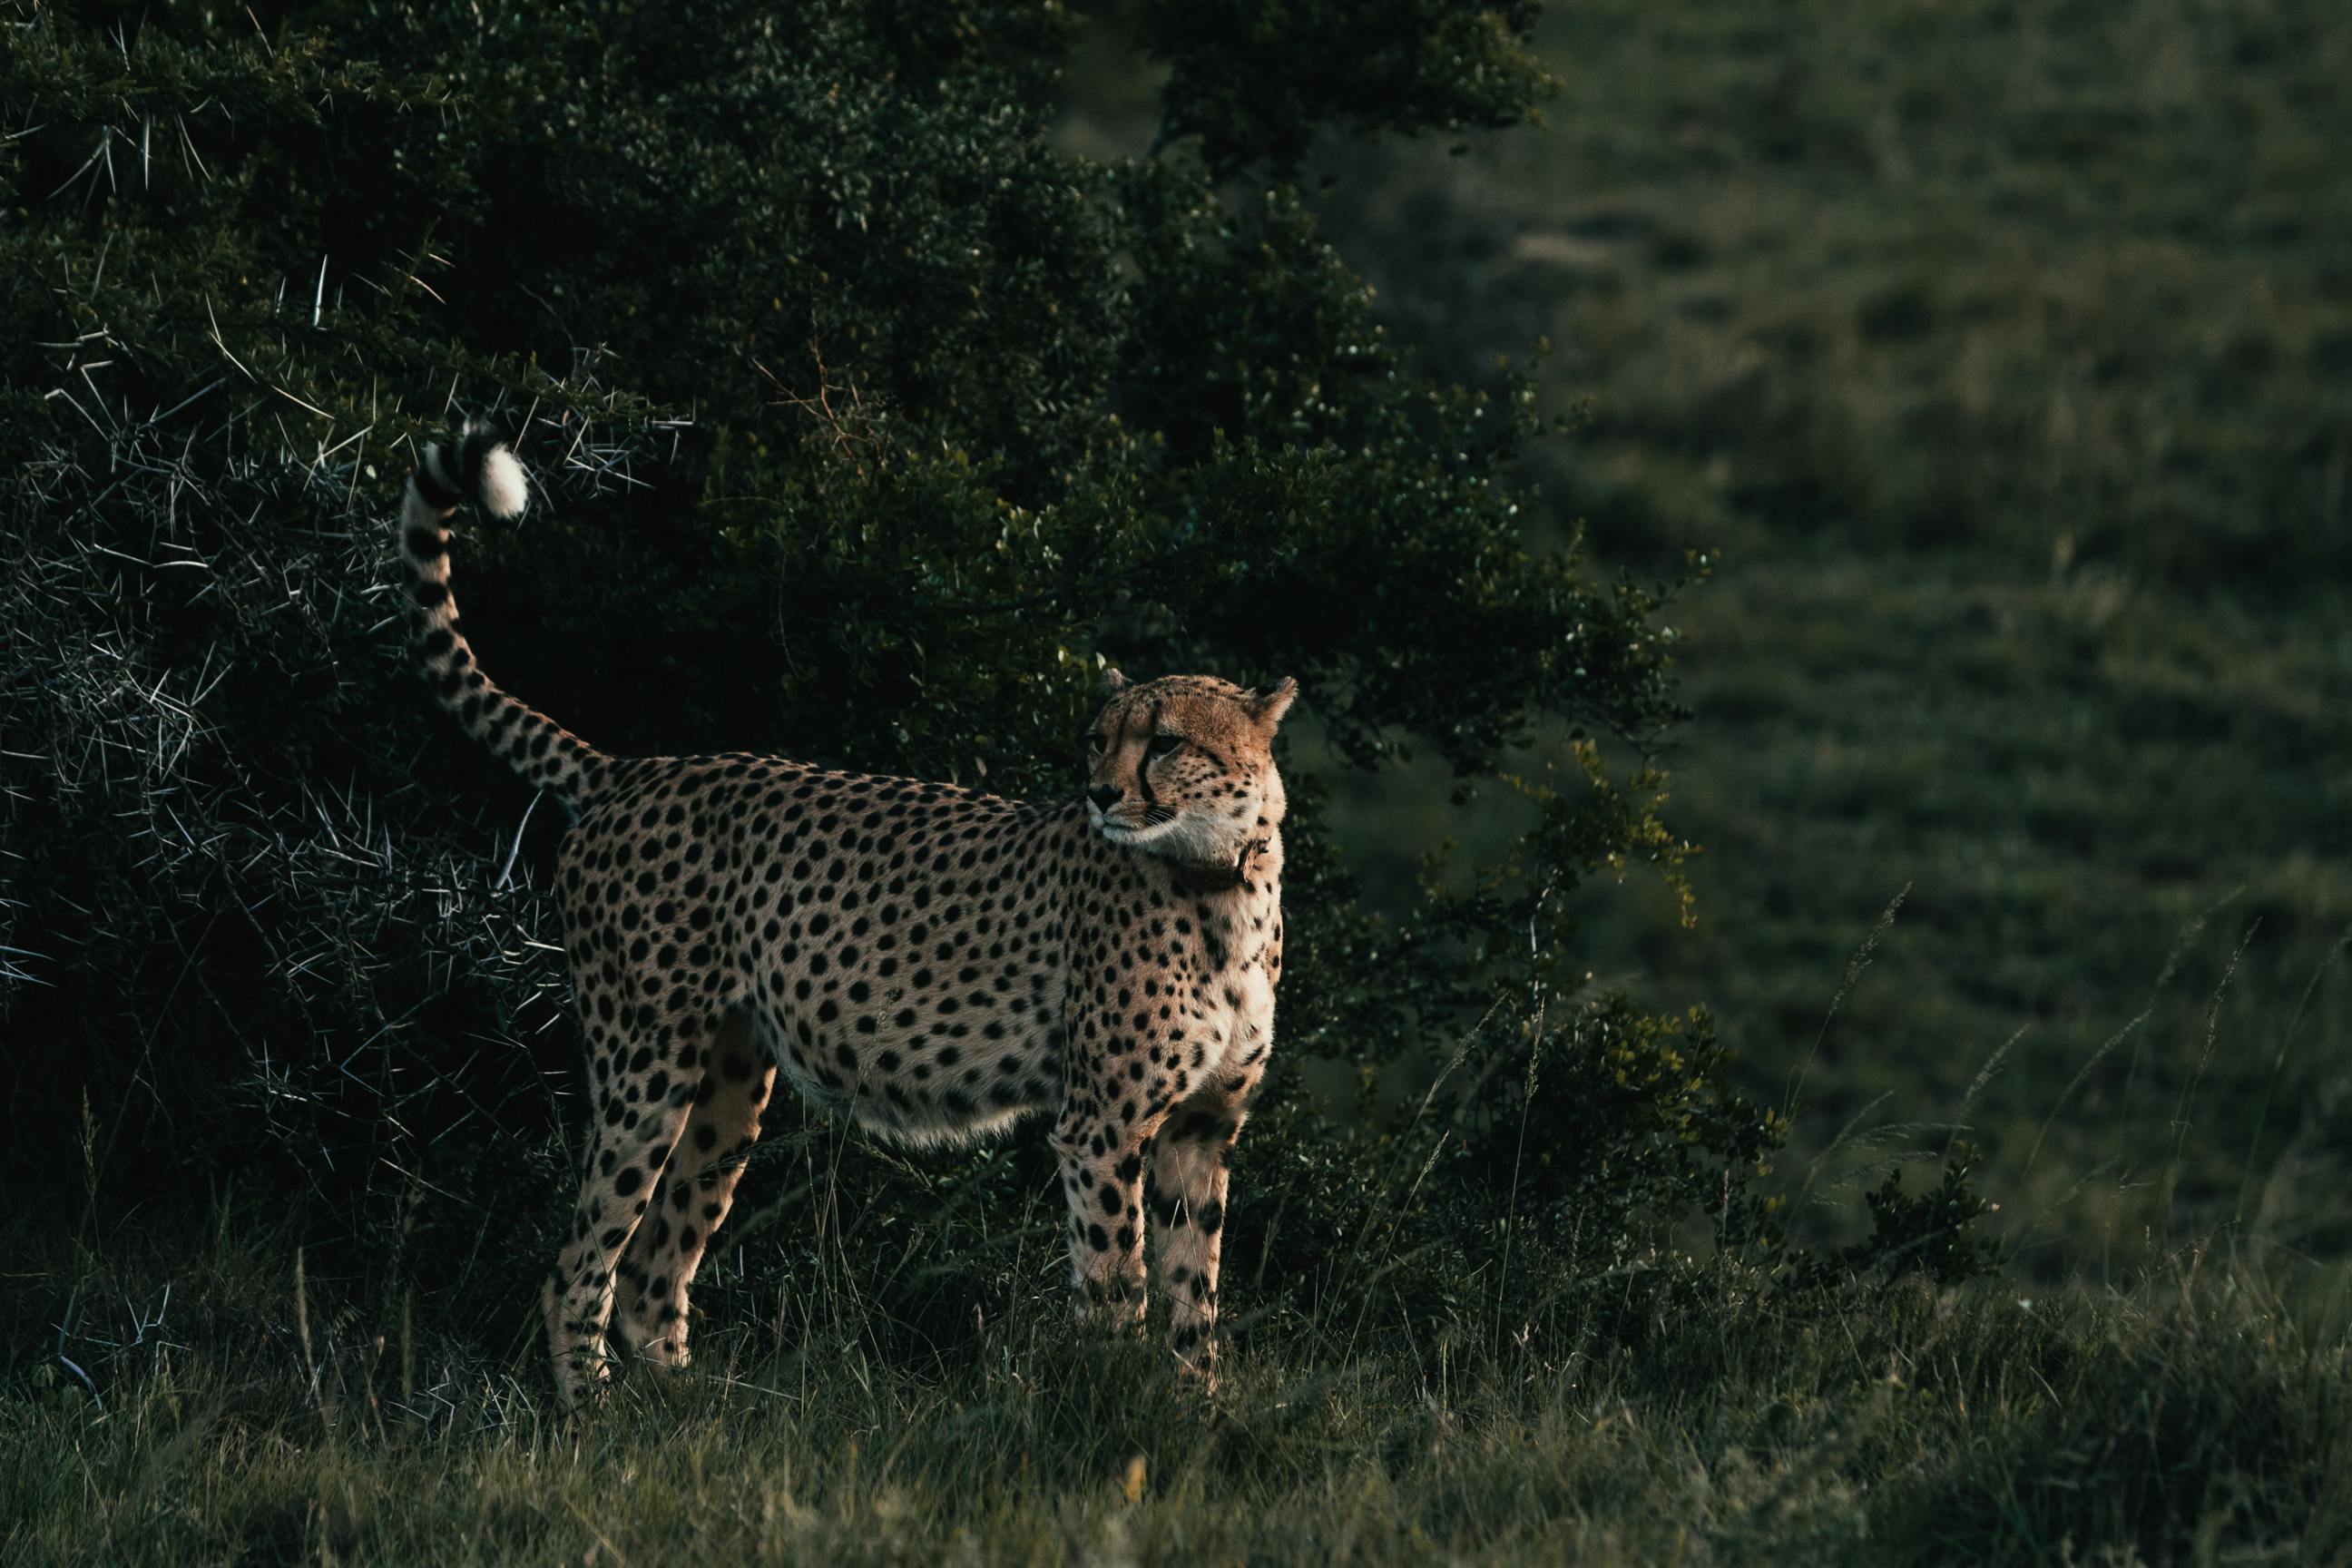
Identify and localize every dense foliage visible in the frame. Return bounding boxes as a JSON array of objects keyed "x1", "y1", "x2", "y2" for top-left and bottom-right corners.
[{"x1": 1139, "y1": 0, "x2": 1554, "y2": 174}]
